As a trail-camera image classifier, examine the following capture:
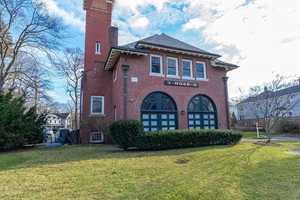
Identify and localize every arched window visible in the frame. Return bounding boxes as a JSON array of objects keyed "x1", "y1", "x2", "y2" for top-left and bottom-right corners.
[
  {"x1": 141, "y1": 92, "x2": 177, "y2": 132},
  {"x1": 188, "y1": 95, "x2": 217, "y2": 129}
]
